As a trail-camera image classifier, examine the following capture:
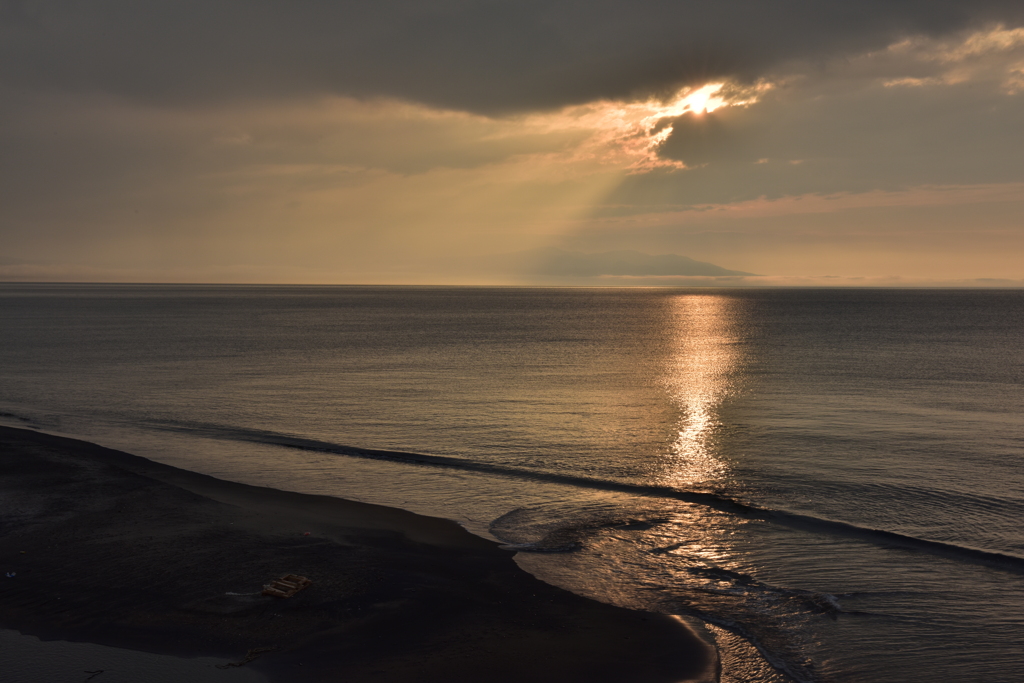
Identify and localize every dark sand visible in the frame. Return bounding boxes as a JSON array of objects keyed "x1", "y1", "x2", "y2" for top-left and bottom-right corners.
[{"x1": 0, "y1": 426, "x2": 716, "y2": 682}]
